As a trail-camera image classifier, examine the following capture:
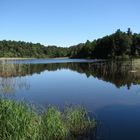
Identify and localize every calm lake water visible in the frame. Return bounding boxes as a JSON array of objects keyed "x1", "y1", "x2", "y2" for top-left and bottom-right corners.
[{"x1": 1, "y1": 58, "x2": 140, "y2": 140}]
